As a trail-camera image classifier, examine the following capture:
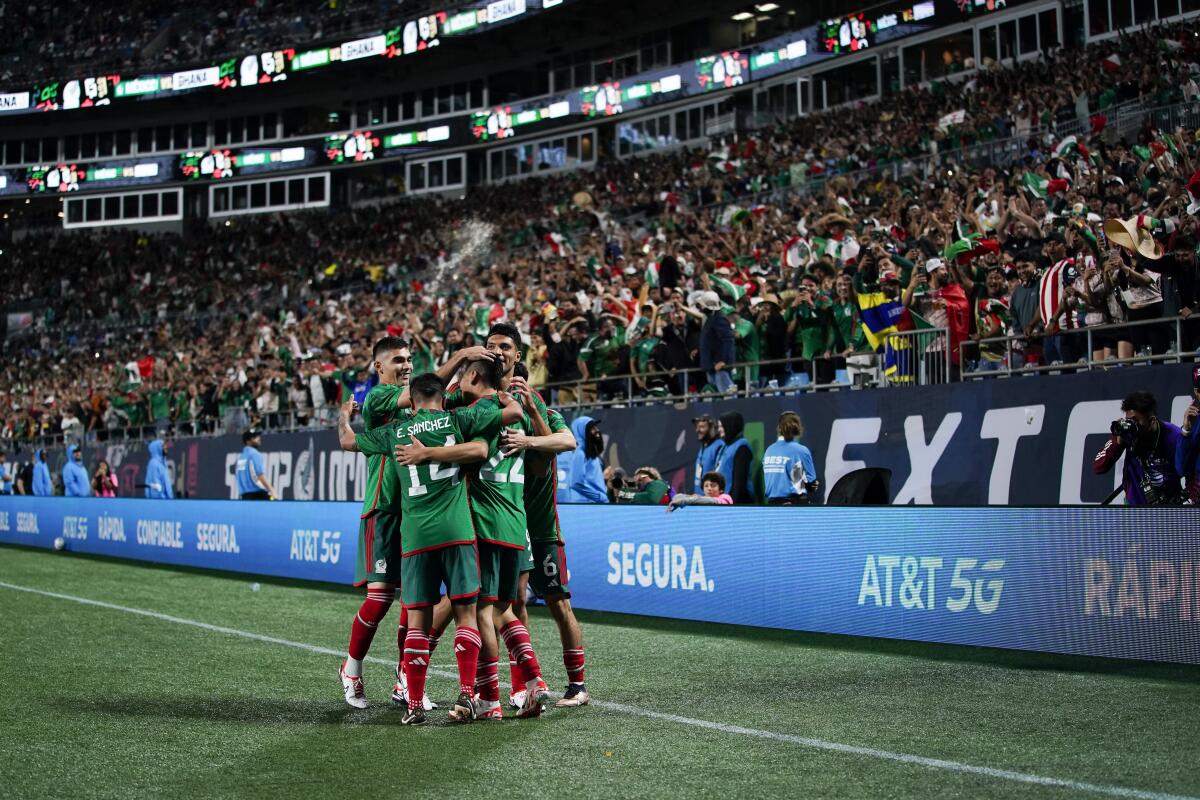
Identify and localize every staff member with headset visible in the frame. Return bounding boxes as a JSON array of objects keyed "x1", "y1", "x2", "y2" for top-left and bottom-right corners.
[
  {"x1": 762, "y1": 411, "x2": 819, "y2": 505},
  {"x1": 237, "y1": 429, "x2": 276, "y2": 500}
]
